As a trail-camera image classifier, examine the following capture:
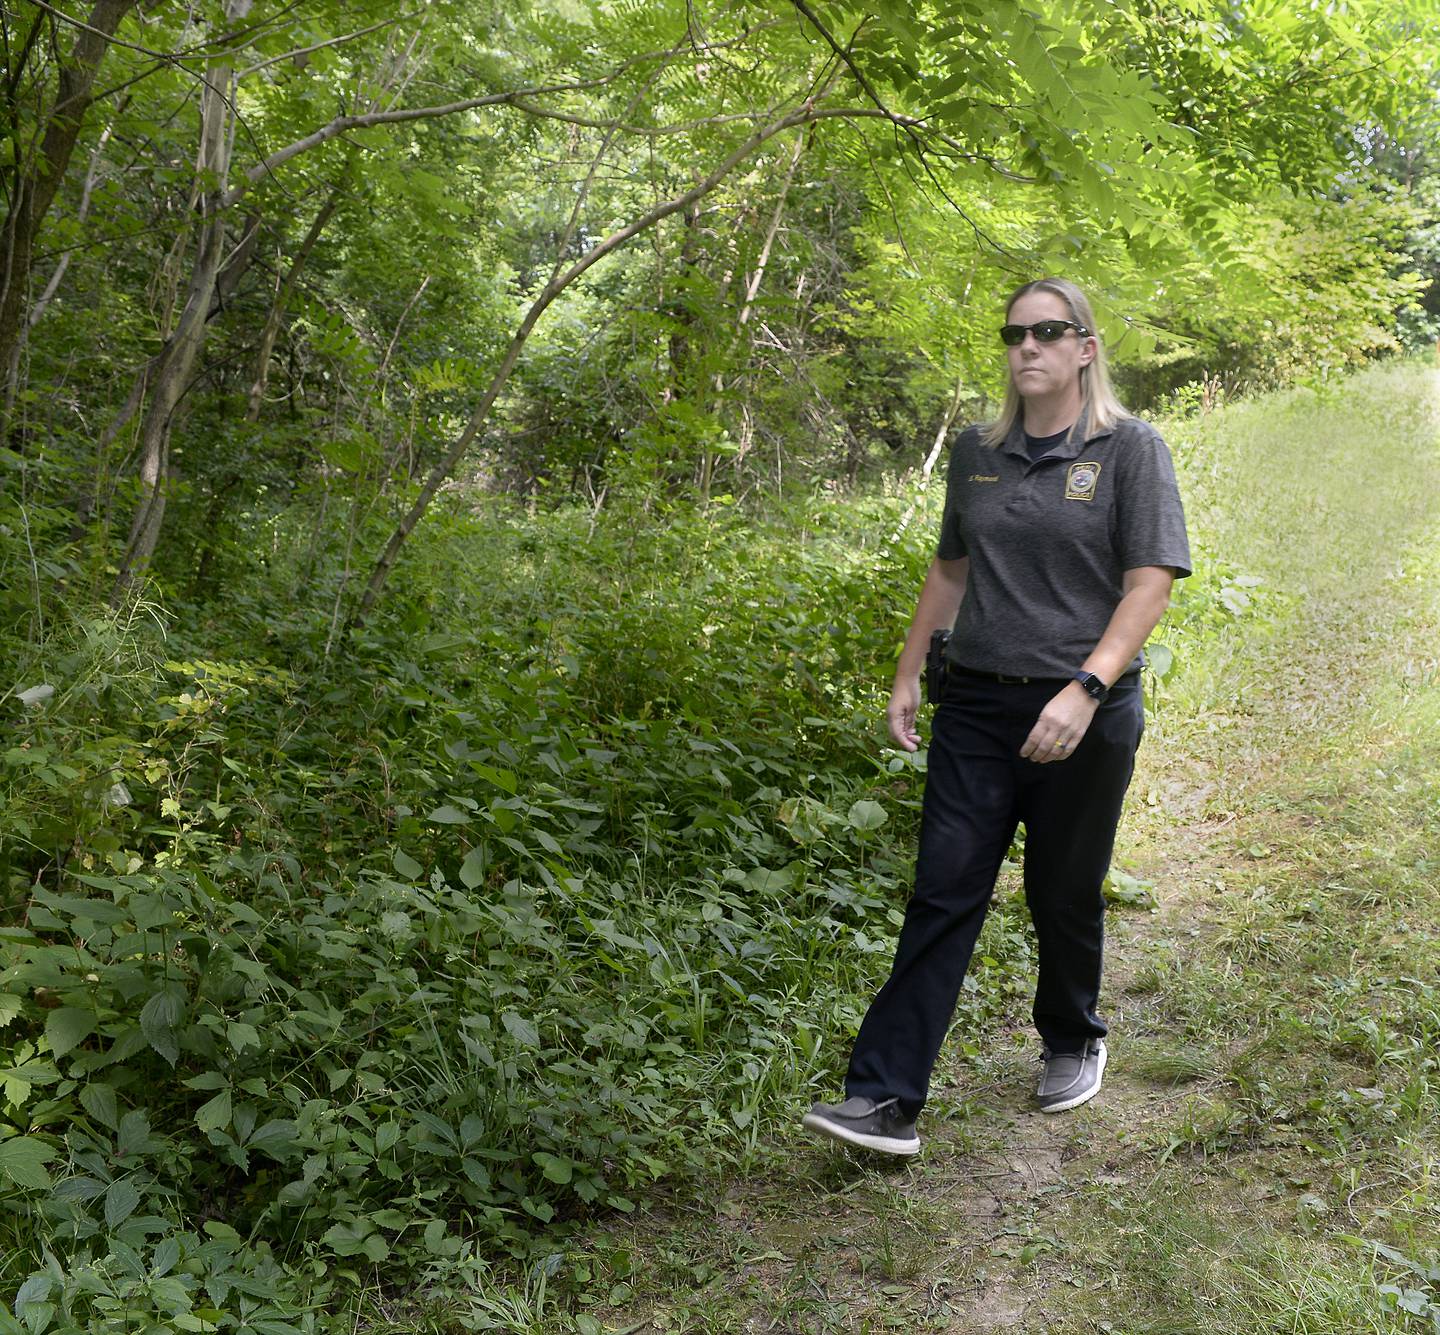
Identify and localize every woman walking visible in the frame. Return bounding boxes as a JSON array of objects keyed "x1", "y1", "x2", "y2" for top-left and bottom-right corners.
[{"x1": 803, "y1": 278, "x2": 1191, "y2": 1155}]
